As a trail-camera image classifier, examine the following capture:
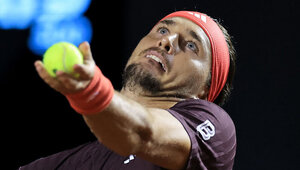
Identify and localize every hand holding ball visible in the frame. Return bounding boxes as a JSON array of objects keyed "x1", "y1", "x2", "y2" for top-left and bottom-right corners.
[
  {"x1": 35, "y1": 41, "x2": 96, "y2": 95},
  {"x1": 36, "y1": 41, "x2": 114, "y2": 114},
  {"x1": 43, "y1": 42, "x2": 83, "y2": 77}
]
